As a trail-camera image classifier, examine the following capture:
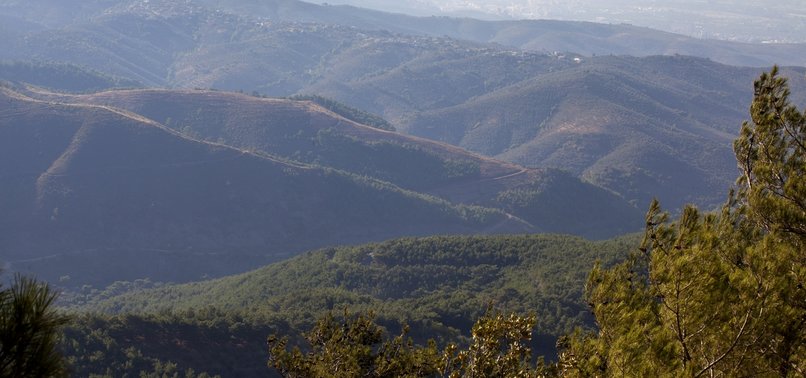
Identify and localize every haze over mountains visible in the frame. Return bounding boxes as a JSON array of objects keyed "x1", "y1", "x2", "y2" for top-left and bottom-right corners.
[
  {"x1": 317, "y1": 0, "x2": 806, "y2": 43},
  {"x1": 3, "y1": 0, "x2": 805, "y2": 214},
  {"x1": 2, "y1": 0, "x2": 805, "y2": 375},
  {"x1": 4, "y1": 0, "x2": 806, "y2": 72},
  {"x1": 0, "y1": 0, "x2": 802, "y2": 286},
  {"x1": 1, "y1": 84, "x2": 641, "y2": 287}
]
